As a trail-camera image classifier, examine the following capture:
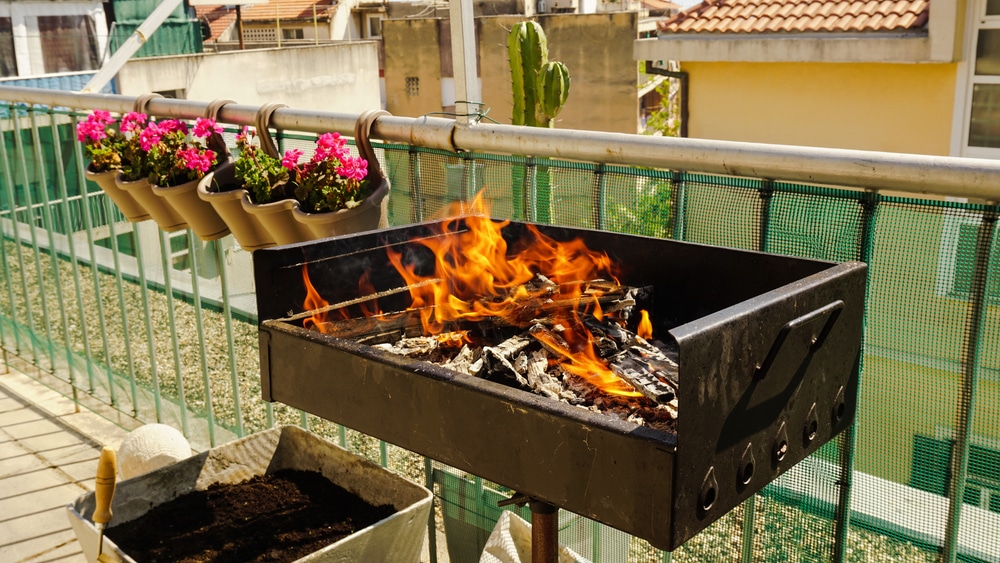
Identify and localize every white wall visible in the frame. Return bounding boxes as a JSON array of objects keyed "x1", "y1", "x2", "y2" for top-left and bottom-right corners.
[{"x1": 116, "y1": 43, "x2": 382, "y2": 113}]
